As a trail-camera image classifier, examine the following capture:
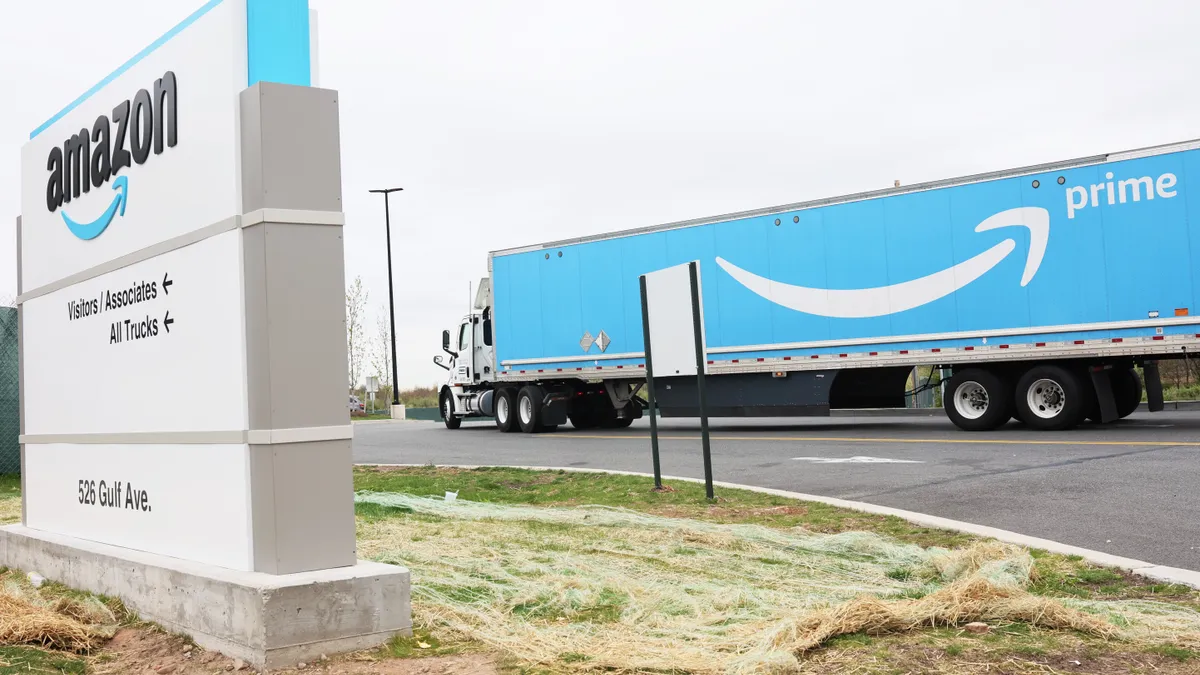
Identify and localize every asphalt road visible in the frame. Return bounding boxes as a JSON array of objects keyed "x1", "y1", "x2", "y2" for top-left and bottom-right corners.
[{"x1": 353, "y1": 411, "x2": 1200, "y2": 571}]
